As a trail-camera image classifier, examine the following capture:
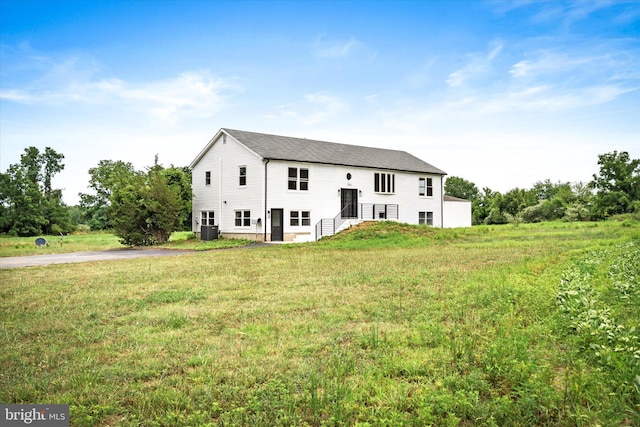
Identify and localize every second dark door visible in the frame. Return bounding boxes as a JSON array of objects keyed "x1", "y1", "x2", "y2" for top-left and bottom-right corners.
[{"x1": 271, "y1": 208, "x2": 283, "y2": 241}]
